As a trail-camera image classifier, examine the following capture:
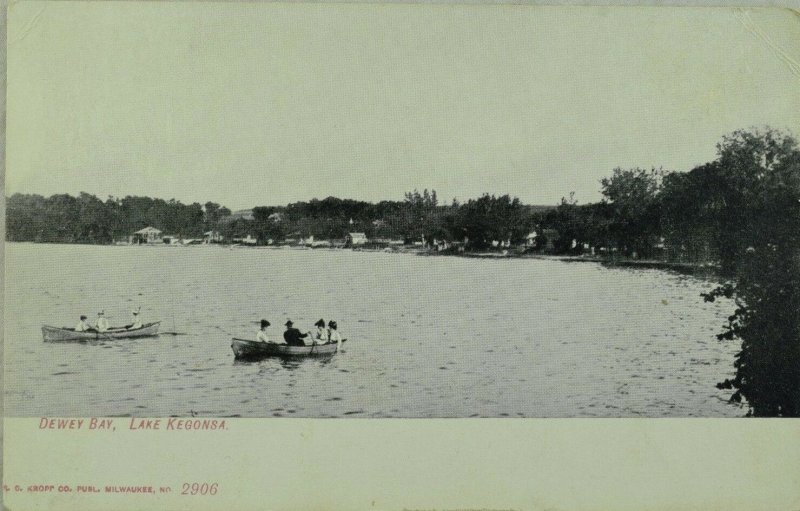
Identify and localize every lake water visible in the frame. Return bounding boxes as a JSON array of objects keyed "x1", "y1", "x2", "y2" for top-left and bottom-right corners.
[{"x1": 4, "y1": 243, "x2": 743, "y2": 417}]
